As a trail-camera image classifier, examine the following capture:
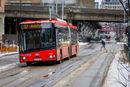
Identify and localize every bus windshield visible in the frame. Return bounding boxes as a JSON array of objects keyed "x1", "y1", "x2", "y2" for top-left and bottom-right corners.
[{"x1": 19, "y1": 23, "x2": 56, "y2": 52}]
